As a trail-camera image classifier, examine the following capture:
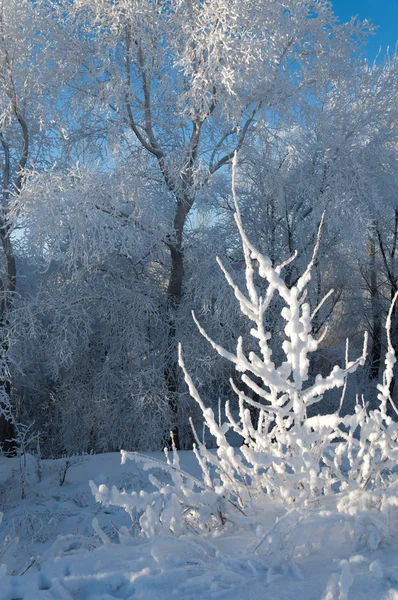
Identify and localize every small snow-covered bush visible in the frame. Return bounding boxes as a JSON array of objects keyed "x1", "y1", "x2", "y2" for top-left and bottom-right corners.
[
  {"x1": 92, "y1": 161, "x2": 398, "y2": 555},
  {"x1": 91, "y1": 447, "x2": 231, "y2": 537}
]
